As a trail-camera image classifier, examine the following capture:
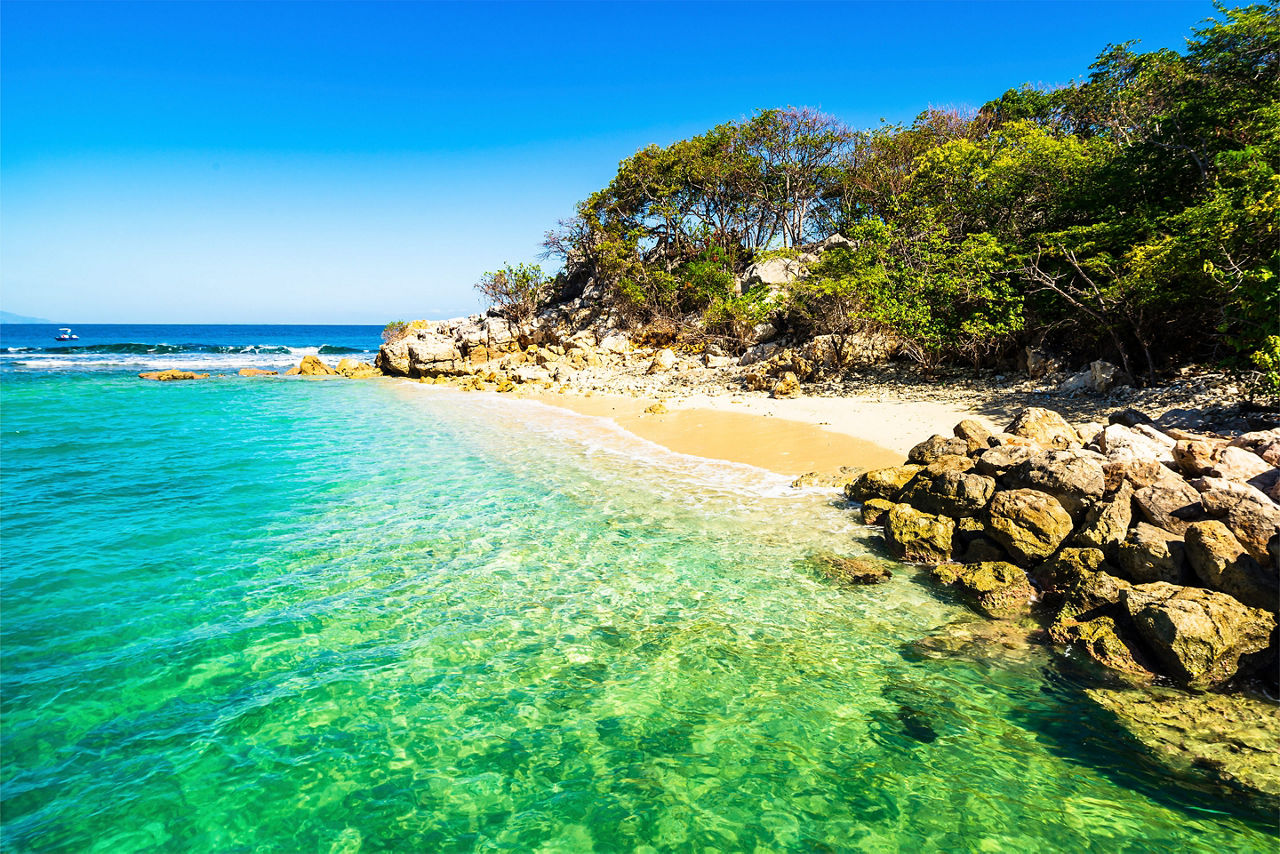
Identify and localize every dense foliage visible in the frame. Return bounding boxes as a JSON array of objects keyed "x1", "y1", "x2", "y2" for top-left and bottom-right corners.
[{"x1": 500, "y1": 3, "x2": 1280, "y2": 379}]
